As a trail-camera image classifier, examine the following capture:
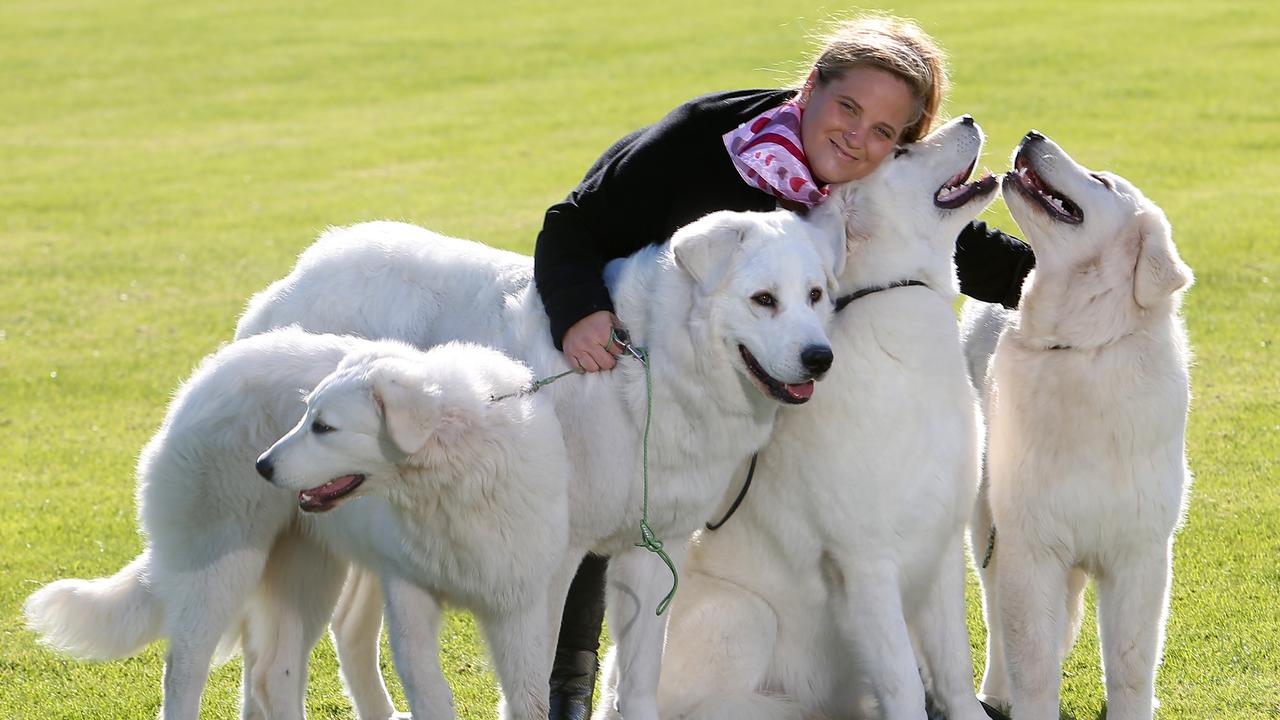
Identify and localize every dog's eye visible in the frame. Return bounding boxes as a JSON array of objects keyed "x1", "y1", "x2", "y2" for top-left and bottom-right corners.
[
  {"x1": 751, "y1": 292, "x2": 776, "y2": 308},
  {"x1": 809, "y1": 287, "x2": 823, "y2": 304},
  {"x1": 311, "y1": 420, "x2": 335, "y2": 434},
  {"x1": 1090, "y1": 172, "x2": 1113, "y2": 189},
  {"x1": 893, "y1": 147, "x2": 909, "y2": 158}
]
